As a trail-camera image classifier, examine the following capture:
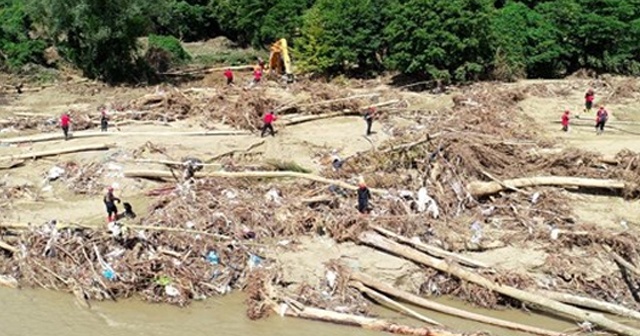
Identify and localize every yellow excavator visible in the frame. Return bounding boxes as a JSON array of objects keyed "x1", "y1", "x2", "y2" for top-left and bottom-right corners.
[{"x1": 266, "y1": 38, "x2": 294, "y2": 83}]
